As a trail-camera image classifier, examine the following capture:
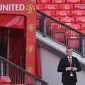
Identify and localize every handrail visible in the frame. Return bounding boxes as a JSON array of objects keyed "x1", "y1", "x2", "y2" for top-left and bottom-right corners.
[{"x1": 0, "y1": 56, "x2": 48, "y2": 85}]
